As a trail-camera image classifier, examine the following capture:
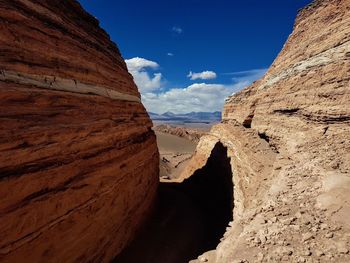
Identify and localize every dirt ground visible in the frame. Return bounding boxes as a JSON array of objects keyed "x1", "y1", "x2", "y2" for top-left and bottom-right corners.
[{"x1": 155, "y1": 131, "x2": 197, "y2": 180}]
